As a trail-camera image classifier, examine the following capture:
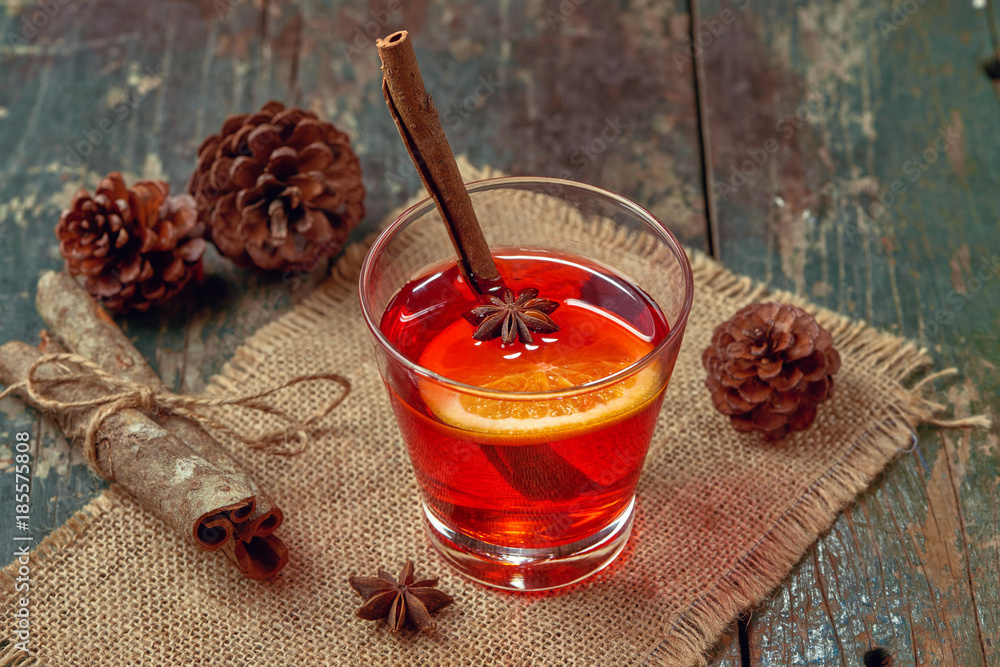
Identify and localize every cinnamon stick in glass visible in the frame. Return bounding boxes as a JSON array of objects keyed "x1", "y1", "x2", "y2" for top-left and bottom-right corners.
[
  {"x1": 376, "y1": 30, "x2": 599, "y2": 502},
  {"x1": 377, "y1": 29, "x2": 504, "y2": 296}
]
